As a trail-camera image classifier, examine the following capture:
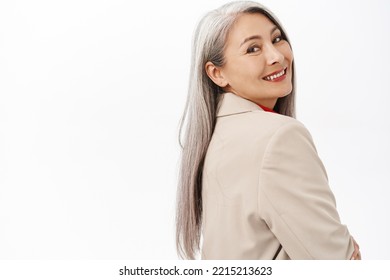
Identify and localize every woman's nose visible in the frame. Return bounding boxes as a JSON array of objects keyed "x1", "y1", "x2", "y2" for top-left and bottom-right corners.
[{"x1": 264, "y1": 44, "x2": 284, "y2": 65}]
